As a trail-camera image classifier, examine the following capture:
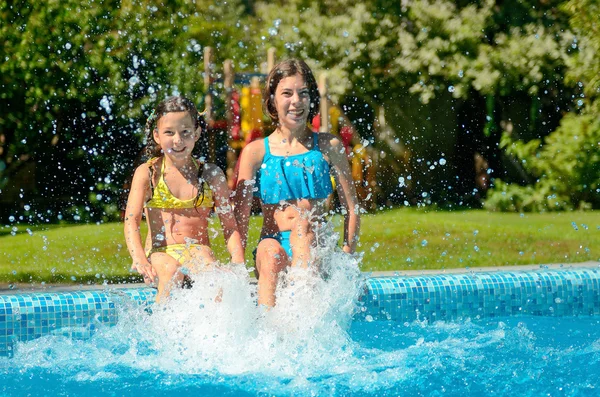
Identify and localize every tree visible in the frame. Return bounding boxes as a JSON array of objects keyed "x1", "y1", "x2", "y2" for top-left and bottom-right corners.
[
  {"x1": 484, "y1": 0, "x2": 600, "y2": 211},
  {"x1": 253, "y1": 0, "x2": 576, "y2": 206},
  {"x1": 0, "y1": 0, "x2": 257, "y2": 222}
]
